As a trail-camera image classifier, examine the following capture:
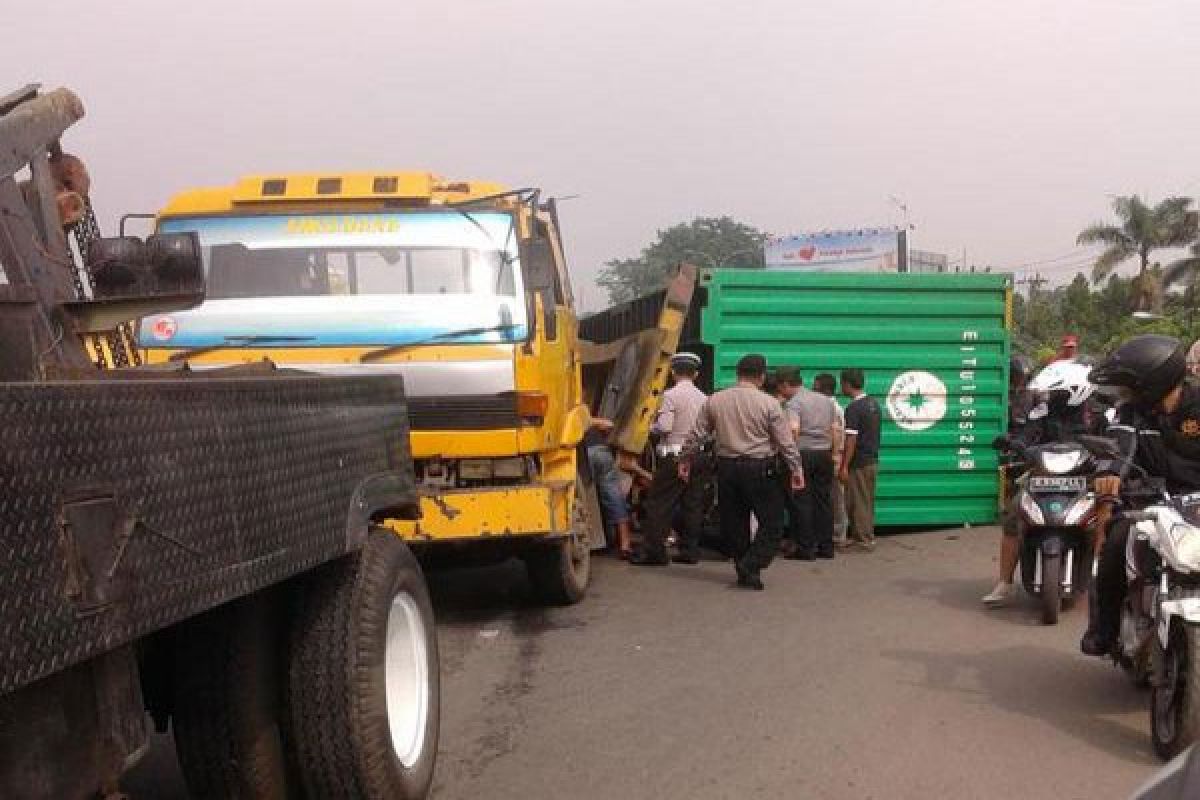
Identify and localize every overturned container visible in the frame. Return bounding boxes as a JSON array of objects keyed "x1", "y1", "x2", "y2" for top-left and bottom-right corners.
[
  {"x1": 584, "y1": 269, "x2": 1011, "y2": 528},
  {"x1": 700, "y1": 269, "x2": 1010, "y2": 527}
]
